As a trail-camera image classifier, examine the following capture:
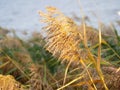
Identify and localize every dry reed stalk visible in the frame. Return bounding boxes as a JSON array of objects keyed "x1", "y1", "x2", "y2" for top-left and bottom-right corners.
[{"x1": 39, "y1": 6, "x2": 102, "y2": 90}]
